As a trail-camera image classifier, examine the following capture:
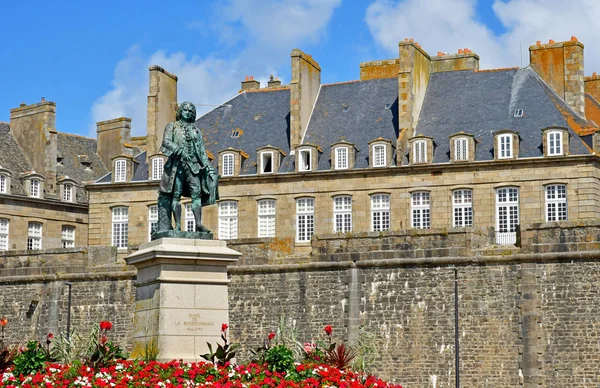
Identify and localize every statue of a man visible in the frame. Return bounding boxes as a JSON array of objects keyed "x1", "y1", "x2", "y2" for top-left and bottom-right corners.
[{"x1": 155, "y1": 101, "x2": 218, "y2": 236}]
